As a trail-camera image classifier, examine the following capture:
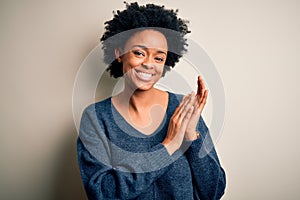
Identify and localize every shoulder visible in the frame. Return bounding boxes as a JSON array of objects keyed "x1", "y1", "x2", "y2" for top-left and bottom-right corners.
[
  {"x1": 79, "y1": 97, "x2": 113, "y2": 129},
  {"x1": 167, "y1": 91, "x2": 184, "y2": 107},
  {"x1": 79, "y1": 98, "x2": 113, "y2": 139},
  {"x1": 82, "y1": 97, "x2": 112, "y2": 116}
]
